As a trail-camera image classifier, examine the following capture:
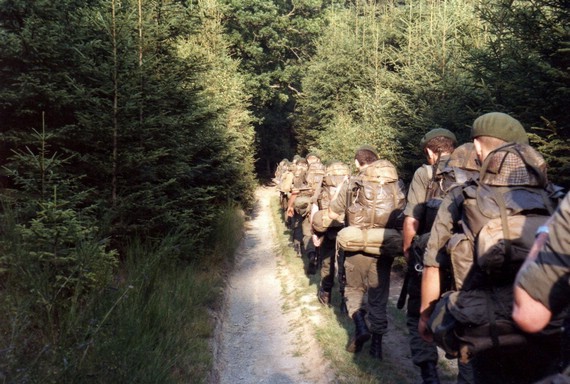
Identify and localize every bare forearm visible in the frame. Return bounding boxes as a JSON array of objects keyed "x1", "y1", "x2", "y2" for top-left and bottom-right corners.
[
  {"x1": 420, "y1": 266, "x2": 441, "y2": 318},
  {"x1": 403, "y1": 216, "x2": 419, "y2": 261}
]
